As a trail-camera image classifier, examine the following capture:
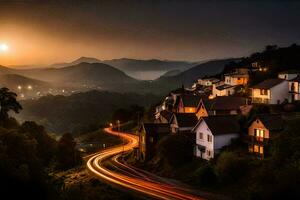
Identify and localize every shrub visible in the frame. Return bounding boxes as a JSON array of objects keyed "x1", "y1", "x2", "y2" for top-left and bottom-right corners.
[
  {"x1": 216, "y1": 151, "x2": 247, "y2": 183},
  {"x1": 157, "y1": 134, "x2": 193, "y2": 167},
  {"x1": 195, "y1": 164, "x2": 218, "y2": 187}
]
